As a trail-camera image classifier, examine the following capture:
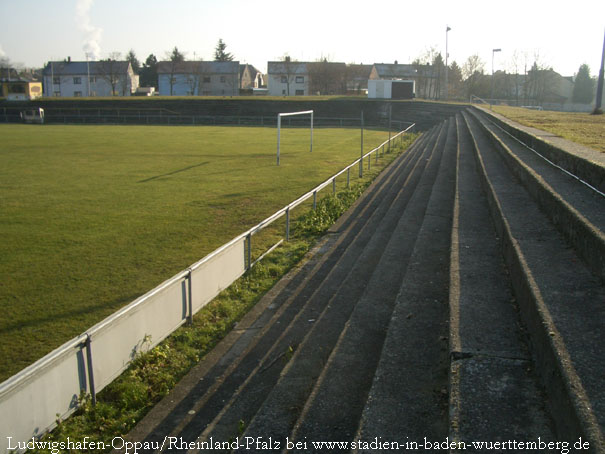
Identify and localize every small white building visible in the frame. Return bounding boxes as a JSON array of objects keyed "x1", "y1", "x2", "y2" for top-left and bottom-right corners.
[
  {"x1": 368, "y1": 79, "x2": 416, "y2": 99},
  {"x1": 43, "y1": 59, "x2": 138, "y2": 97}
]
